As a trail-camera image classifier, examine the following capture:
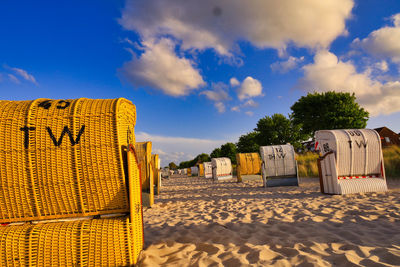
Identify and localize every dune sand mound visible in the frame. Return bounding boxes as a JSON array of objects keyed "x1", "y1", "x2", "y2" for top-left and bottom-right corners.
[{"x1": 138, "y1": 176, "x2": 400, "y2": 266}]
